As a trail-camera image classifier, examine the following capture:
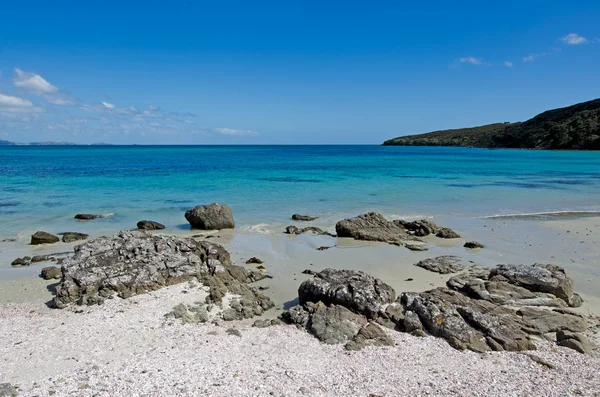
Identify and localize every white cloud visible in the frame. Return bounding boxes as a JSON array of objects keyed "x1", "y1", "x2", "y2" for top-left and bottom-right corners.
[
  {"x1": 459, "y1": 57, "x2": 483, "y2": 66},
  {"x1": 102, "y1": 101, "x2": 115, "y2": 109},
  {"x1": 13, "y1": 68, "x2": 58, "y2": 93},
  {"x1": 504, "y1": 61, "x2": 513, "y2": 68},
  {"x1": 561, "y1": 33, "x2": 587, "y2": 45},
  {"x1": 45, "y1": 94, "x2": 75, "y2": 106},
  {"x1": 522, "y1": 52, "x2": 547, "y2": 63},
  {"x1": 216, "y1": 127, "x2": 259, "y2": 136},
  {"x1": 0, "y1": 93, "x2": 34, "y2": 108}
]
